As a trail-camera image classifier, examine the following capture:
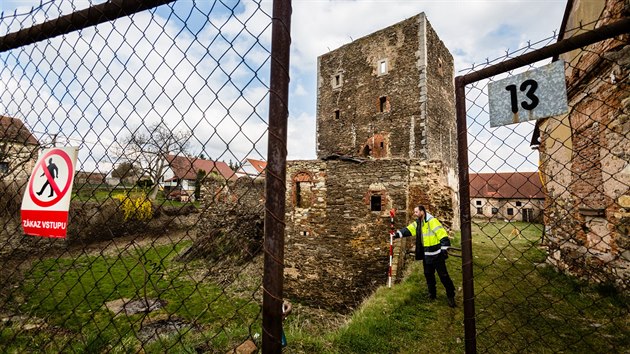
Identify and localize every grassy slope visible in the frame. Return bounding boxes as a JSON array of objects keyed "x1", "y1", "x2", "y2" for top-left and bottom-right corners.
[
  {"x1": 283, "y1": 220, "x2": 629, "y2": 353},
  {"x1": 1, "y1": 220, "x2": 627, "y2": 353}
]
